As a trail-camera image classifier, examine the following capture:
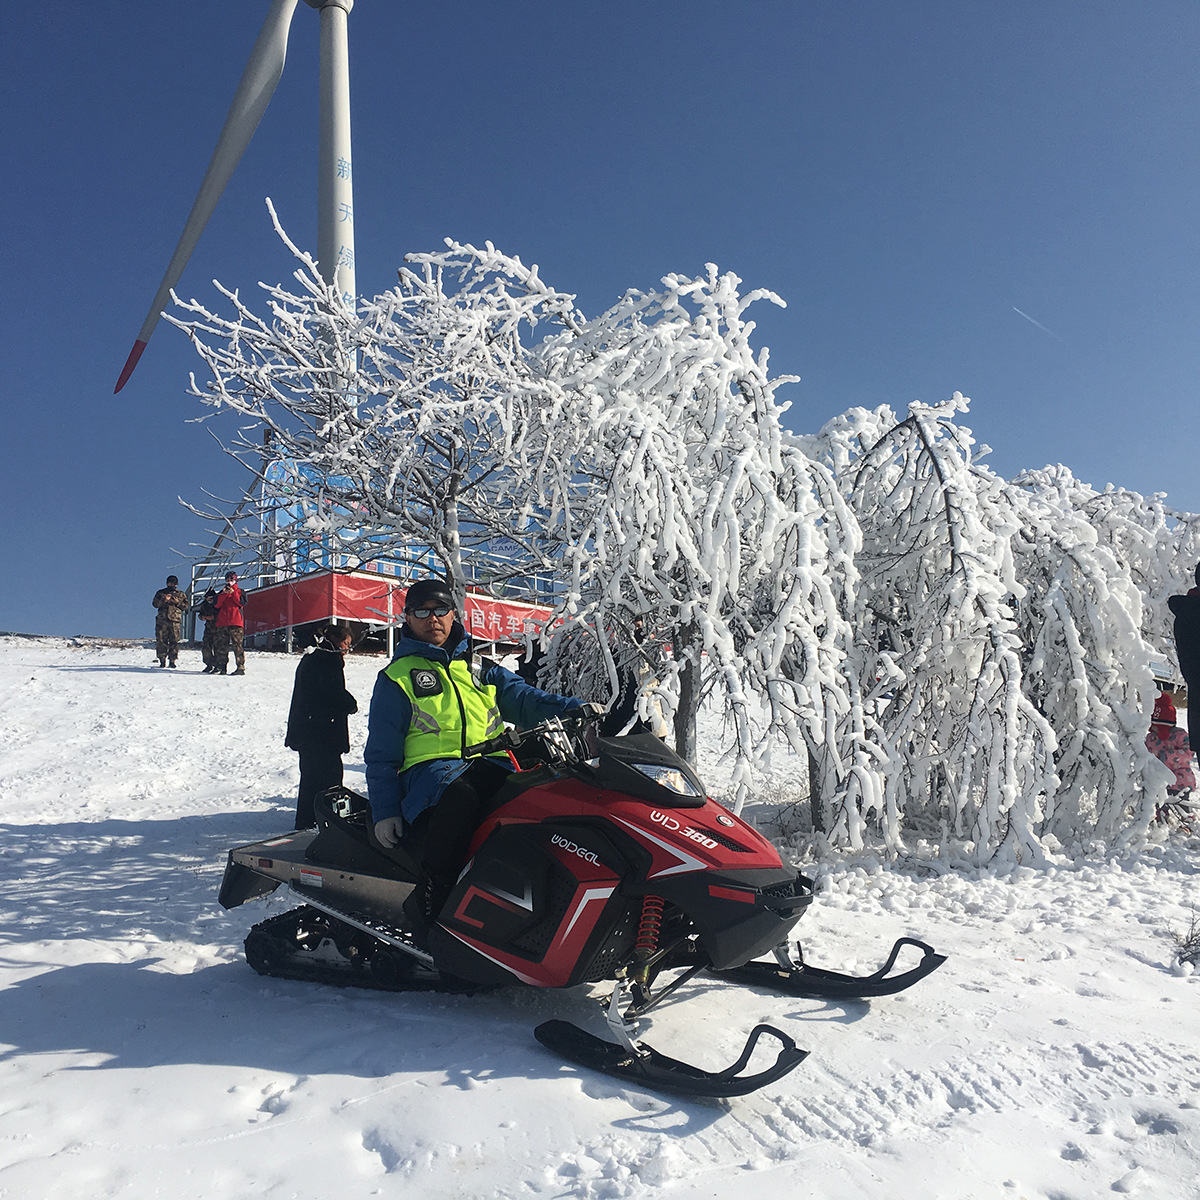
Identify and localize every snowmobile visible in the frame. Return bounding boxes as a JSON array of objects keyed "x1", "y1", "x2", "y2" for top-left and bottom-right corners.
[{"x1": 218, "y1": 714, "x2": 945, "y2": 1098}]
